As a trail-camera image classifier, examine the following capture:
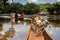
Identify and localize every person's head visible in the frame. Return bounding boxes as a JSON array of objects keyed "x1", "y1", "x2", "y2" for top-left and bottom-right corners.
[{"x1": 21, "y1": 12, "x2": 24, "y2": 14}]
